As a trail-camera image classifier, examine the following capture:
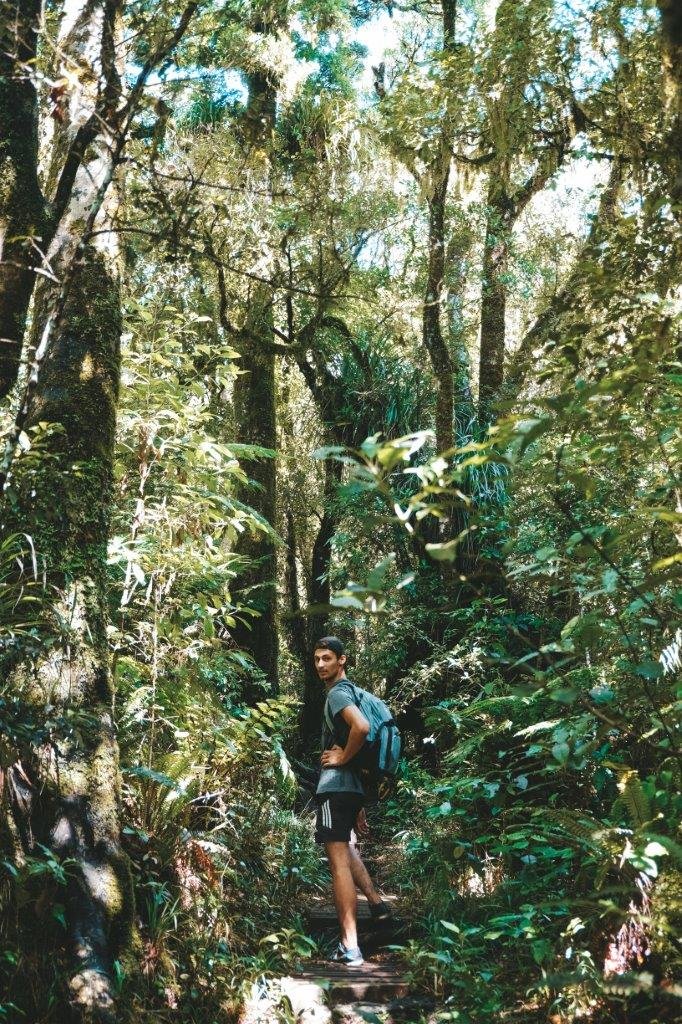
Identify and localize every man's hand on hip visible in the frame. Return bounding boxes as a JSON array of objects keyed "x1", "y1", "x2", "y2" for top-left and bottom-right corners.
[{"x1": 321, "y1": 744, "x2": 346, "y2": 767}]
